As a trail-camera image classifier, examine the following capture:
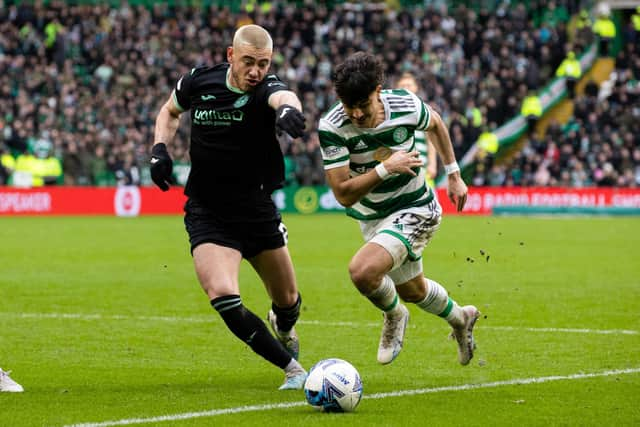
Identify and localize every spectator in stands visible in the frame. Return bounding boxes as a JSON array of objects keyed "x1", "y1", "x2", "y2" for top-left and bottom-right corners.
[
  {"x1": 477, "y1": 124, "x2": 499, "y2": 158},
  {"x1": 521, "y1": 88, "x2": 543, "y2": 136},
  {"x1": 114, "y1": 152, "x2": 140, "y2": 187},
  {"x1": 13, "y1": 139, "x2": 62, "y2": 187},
  {"x1": 0, "y1": 144, "x2": 15, "y2": 185},
  {"x1": 34, "y1": 139, "x2": 63, "y2": 186},
  {"x1": 556, "y1": 50, "x2": 582, "y2": 99},
  {"x1": 481, "y1": 44, "x2": 640, "y2": 190},
  {"x1": 88, "y1": 144, "x2": 111, "y2": 186},
  {"x1": 62, "y1": 141, "x2": 90, "y2": 185},
  {"x1": 632, "y1": 7, "x2": 640, "y2": 36},
  {"x1": 593, "y1": 9, "x2": 616, "y2": 56},
  {"x1": 575, "y1": 9, "x2": 593, "y2": 43},
  {"x1": 0, "y1": 1, "x2": 597, "y2": 188}
]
